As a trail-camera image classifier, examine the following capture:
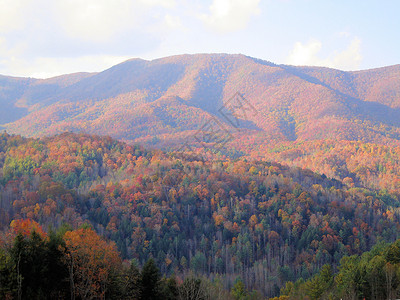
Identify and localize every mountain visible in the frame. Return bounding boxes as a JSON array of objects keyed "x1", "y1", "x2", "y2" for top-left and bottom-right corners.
[
  {"x1": 1, "y1": 54, "x2": 399, "y2": 145},
  {"x1": 1, "y1": 54, "x2": 400, "y2": 298},
  {"x1": 1, "y1": 54, "x2": 400, "y2": 194}
]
